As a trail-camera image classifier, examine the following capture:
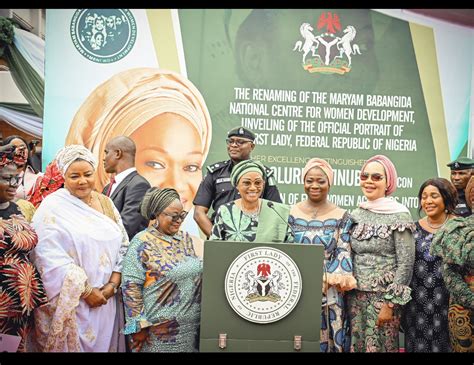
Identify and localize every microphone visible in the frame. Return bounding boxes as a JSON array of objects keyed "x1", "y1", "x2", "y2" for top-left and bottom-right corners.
[{"x1": 267, "y1": 201, "x2": 297, "y2": 241}]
